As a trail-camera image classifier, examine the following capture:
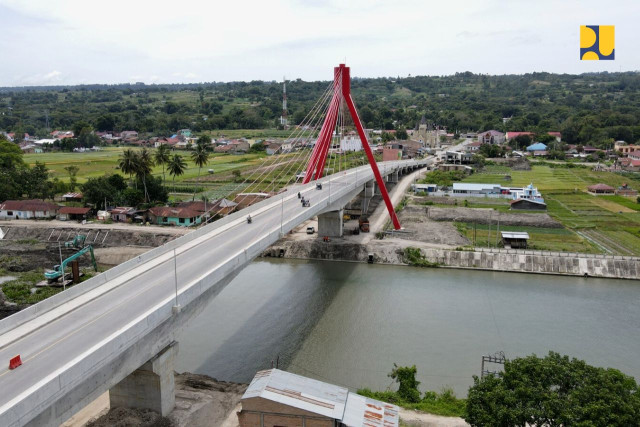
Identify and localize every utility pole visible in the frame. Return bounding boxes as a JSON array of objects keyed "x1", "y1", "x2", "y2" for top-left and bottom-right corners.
[
  {"x1": 280, "y1": 195, "x2": 284, "y2": 235},
  {"x1": 173, "y1": 249, "x2": 181, "y2": 313},
  {"x1": 59, "y1": 242, "x2": 65, "y2": 291},
  {"x1": 487, "y1": 212, "x2": 492, "y2": 248},
  {"x1": 495, "y1": 216, "x2": 500, "y2": 248}
]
